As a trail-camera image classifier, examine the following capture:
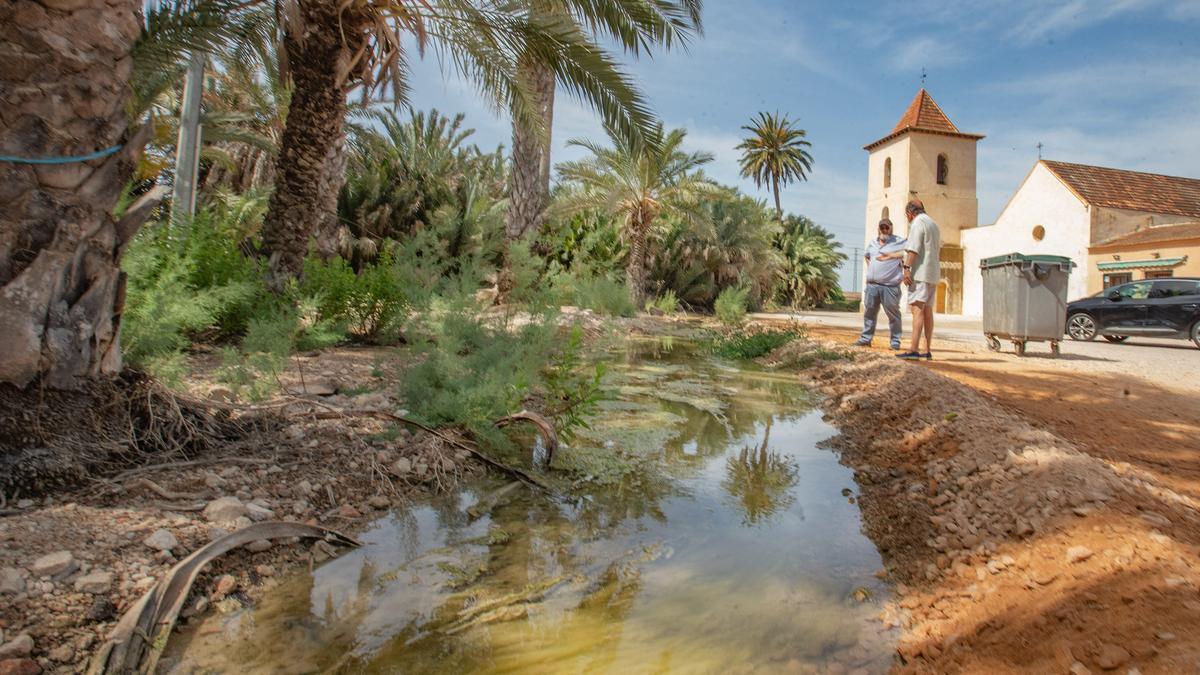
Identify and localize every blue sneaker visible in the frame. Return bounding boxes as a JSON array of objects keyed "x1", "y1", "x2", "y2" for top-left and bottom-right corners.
[
  {"x1": 896, "y1": 351, "x2": 922, "y2": 360},
  {"x1": 922, "y1": 352, "x2": 933, "y2": 360},
  {"x1": 890, "y1": 342, "x2": 901, "y2": 350}
]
